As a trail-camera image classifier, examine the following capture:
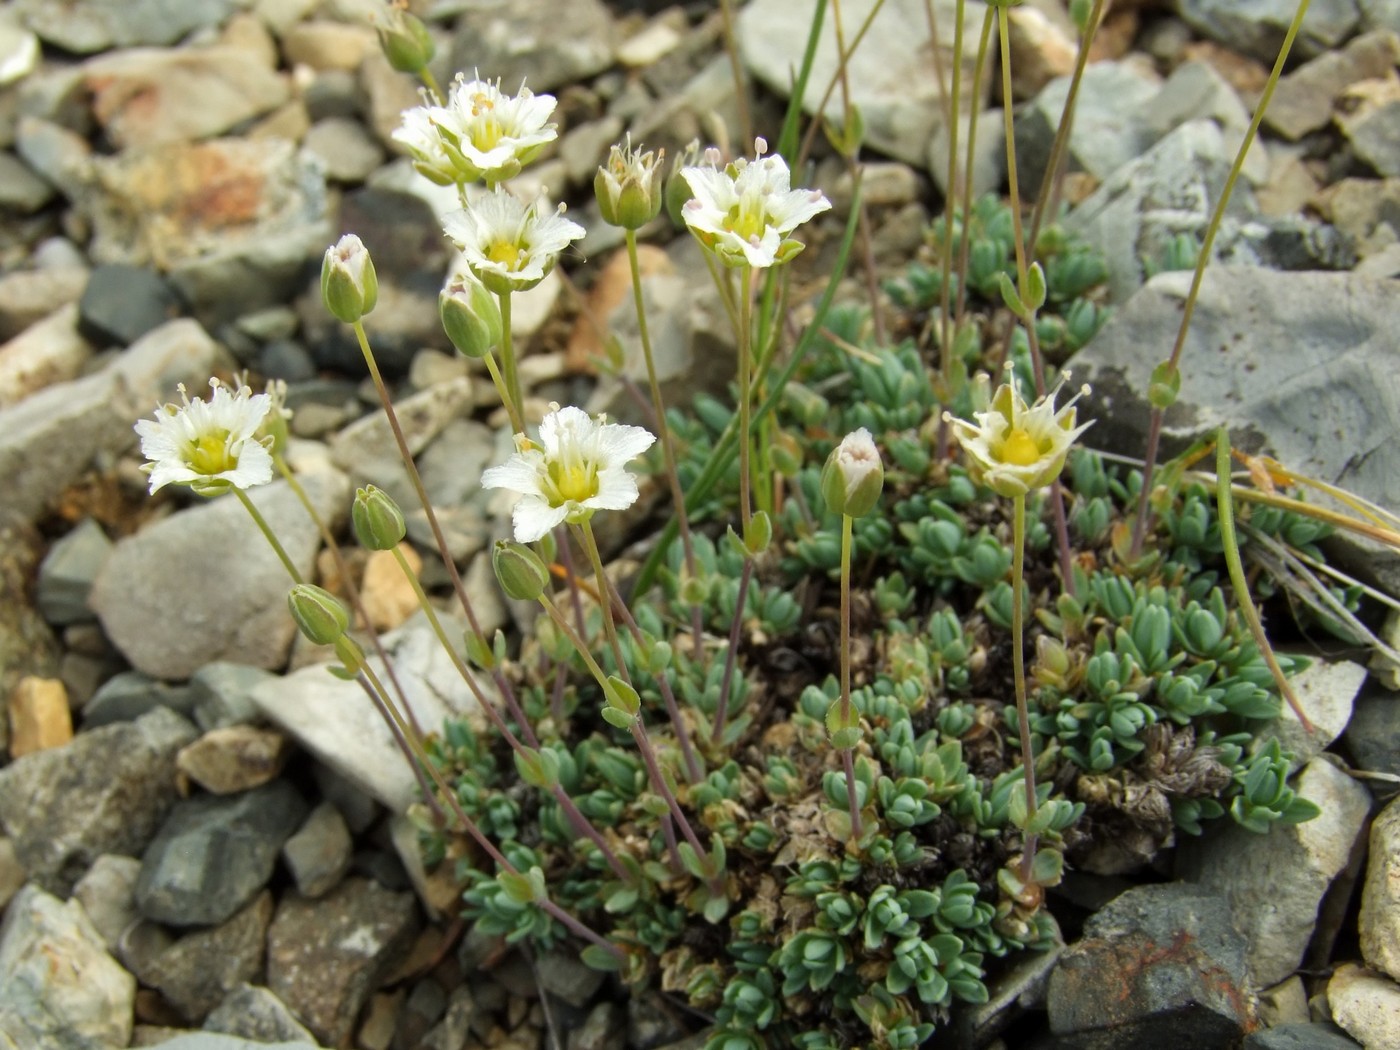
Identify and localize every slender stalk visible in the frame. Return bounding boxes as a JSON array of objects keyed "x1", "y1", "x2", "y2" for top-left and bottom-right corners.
[
  {"x1": 483, "y1": 350, "x2": 525, "y2": 435},
  {"x1": 1213, "y1": 430, "x2": 1314, "y2": 733},
  {"x1": 497, "y1": 291, "x2": 524, "y2": 428},
  {"x1": 737, "y1": 265, "x2": 755, "y2": 528},
  {"x1": 233, "y1": 489, "x2": 303, "y2": 583},
  {"x1": 953, "y1": 9, "x2": 995, "y2": 329},
  {"x1": 838, "y1": 513, "x2": 863, "y2": 841},
  {"x1": 796, "y1": 0, "x2": 888, "y2": 169},
  {"x1": 625, "y1": 229, "x2": 706, "y2": 662},
  {"x1": 1130, "y1": 0, "x2": 1310, "y2": 558},
  {"x1": 717, "y1": 0, "x2": 753, "y2": 148},
  {"x1": 937, "y1": 0, "x2": 966, "y2": 378},
  {"x1": 577, "y1": 520, "x2": 628, "y2": 681},
  {"x1": 712, "y1": 559, "x2": 754, "y2": 743},
  {"x1": 1011, "y1": 493, "x2": 1039, "y2": 883}
]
